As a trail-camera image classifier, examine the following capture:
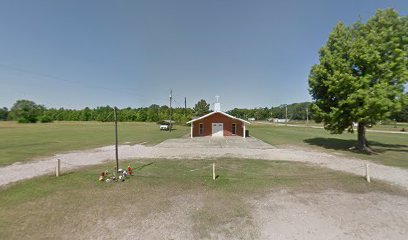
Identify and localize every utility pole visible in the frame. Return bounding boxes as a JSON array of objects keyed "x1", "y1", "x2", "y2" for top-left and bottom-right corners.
[
  {"x1": 306, "y1": 107, "x2": 309, "y2": 125},
  {"x1": 114, "y1": 106, "x2": 119, "y2": 173},
  {"x1": 169, "y1": 90, "x2": 172, "y2": 132},
  {"x1": 285, "y1": 105, "x2": 288, "y2": 126},
  {"x1": 184, "y1": 97, "x2": 187, "y2": 116}
]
